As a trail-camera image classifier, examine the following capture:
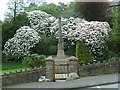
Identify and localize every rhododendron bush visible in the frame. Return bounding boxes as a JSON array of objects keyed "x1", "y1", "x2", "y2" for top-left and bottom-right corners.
[
  {"x1": 28, "y1": 10, "x2": 111, "y2": 56},
  {"x1": 67, "y1": 21, "x2": 111, "y2": 55},
  {"x1": 3, "y1": 26, "x2": 40, "y2": 58},
  {"x1": 3, "y1": 10, "x2": 111, "y2": 59},
  {"x1": 50, "y1": 17, "x2": 85, "y2": 38},
  {"x1": 28, "y1": 10, "x2": 84, "y2": 38},
  {"x1": 28, "y1": 11, "x2": 56, "y2": 36}
]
